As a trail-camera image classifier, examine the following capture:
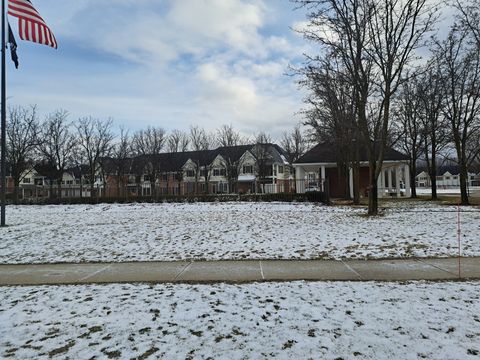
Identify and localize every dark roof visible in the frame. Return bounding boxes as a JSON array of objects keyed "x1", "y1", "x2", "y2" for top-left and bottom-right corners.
[
  {"x1": 295, "y1": 142, "x2": 409, "y2": 164},
  {"x1": 217, "y1": 144, "x2": 253, "y2": 163},
  {"x1": 100, "y1": 143, "x2": 288, "y2": 175},
  {"x1": 65, "y1": 164, "x2": 91, "y2": 178},
  {"x1": 128, "y1": 149, "x2": 219, "y2": 174}
]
